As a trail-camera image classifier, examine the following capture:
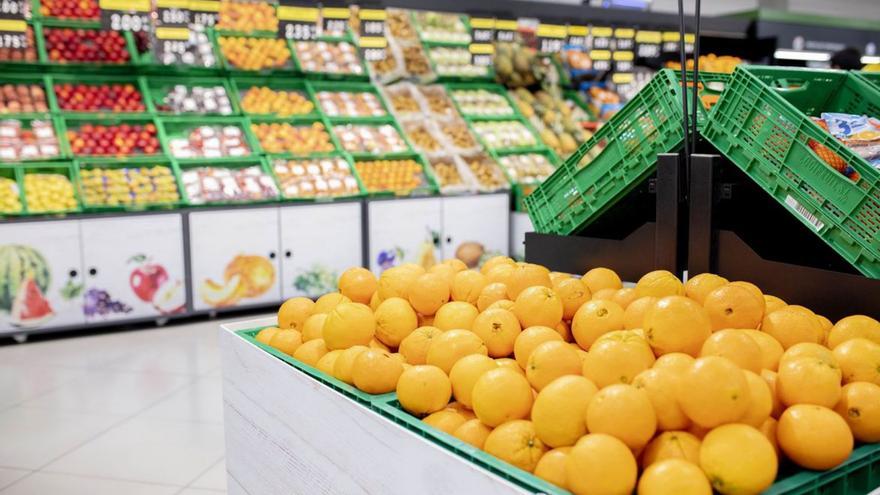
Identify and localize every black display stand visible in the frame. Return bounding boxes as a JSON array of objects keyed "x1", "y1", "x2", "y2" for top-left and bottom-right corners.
[
  {"x1": 688, "y1": 154, "x2": 880, "y2": 320},
  {"x1": 525, "y1": 153, "x2": 686, "y2": 281}
]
